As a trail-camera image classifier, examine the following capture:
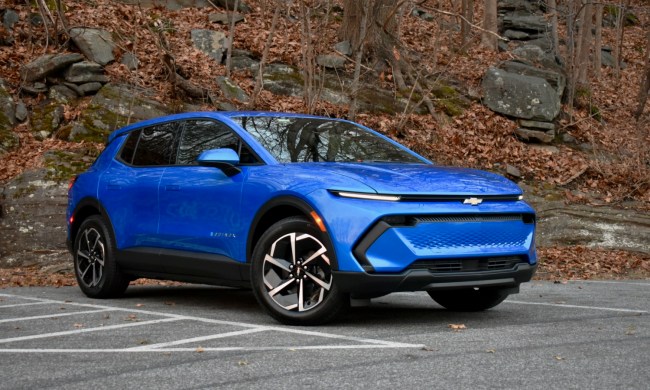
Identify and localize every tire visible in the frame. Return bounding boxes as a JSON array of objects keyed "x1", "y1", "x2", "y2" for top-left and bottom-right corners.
[
  {"x1": 250, "y1": 216, "x2": 348, "y2": 325},
  {"x1": 73, "y1": 215, "x2": 129, "y2": 298},
  {"x1": 427, "y1": 287, "x2": 510, "y2": 312}
]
